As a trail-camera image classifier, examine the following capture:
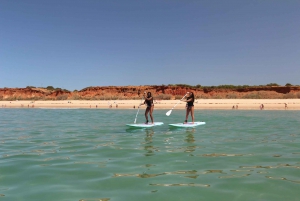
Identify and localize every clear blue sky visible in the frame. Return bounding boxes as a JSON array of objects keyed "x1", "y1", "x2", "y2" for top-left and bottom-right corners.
[{"x1": 1, "y1": 0, "x2": 299, "y2": 90}]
